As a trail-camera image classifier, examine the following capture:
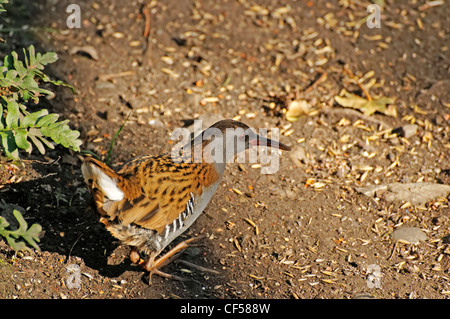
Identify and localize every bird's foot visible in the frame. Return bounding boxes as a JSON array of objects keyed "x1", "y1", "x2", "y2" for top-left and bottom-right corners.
[{"x1": 131, "y1": 237, "x2": 201, "y2": 284}]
